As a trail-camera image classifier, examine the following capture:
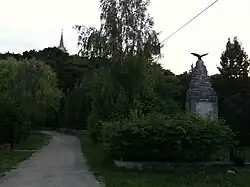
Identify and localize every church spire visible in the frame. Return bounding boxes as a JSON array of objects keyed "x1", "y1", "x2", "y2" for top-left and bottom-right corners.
[{"x1": 58, "y1": 29, "x2": 66, "y2": 52}]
